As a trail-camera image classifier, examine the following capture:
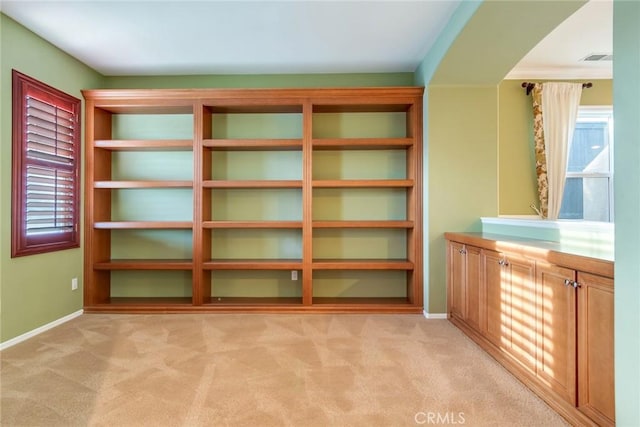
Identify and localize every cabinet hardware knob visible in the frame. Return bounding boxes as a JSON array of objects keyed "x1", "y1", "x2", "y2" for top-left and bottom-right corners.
[
  {"x1": 498, "y1": 259, "x2": 505, "y2": 266},
  {"x1": 564, "y1": 279, "x2": 572, "y2": 287},
  {"x1": 573, "y1": 281, "x2": 581, "y2": 289}
]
